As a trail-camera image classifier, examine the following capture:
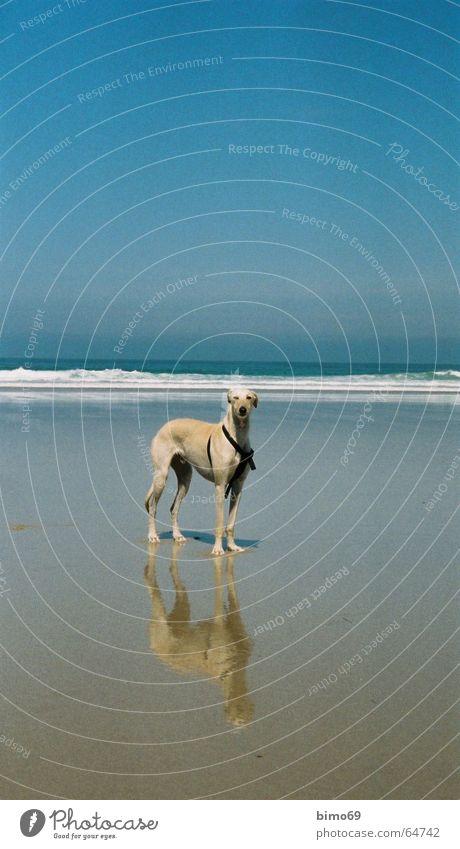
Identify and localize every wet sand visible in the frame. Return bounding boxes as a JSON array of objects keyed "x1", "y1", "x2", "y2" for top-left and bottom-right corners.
[{"x1": 0, "y1": 392, "x2": 458, "y2": 799}]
